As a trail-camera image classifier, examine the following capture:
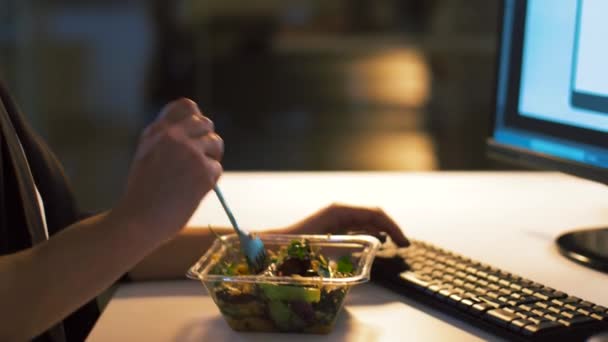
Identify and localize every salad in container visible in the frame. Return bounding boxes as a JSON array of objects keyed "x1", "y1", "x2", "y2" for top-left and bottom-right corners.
[{"x1": 187, "y1": 233, "x2": 380, "y2": 334}]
